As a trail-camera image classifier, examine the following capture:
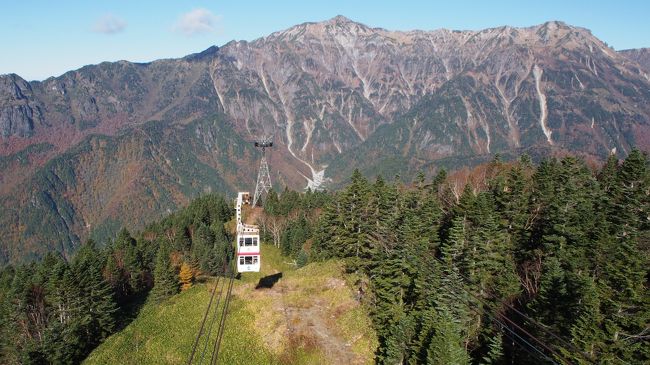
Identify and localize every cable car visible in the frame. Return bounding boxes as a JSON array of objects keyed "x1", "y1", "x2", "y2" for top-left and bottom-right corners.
[
  {"x1": 236, "y1": 233, "x2": 260, "y2": 272},
  {"x1": 235, "y1": 192, "x2": 261, "y2": 273}
]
